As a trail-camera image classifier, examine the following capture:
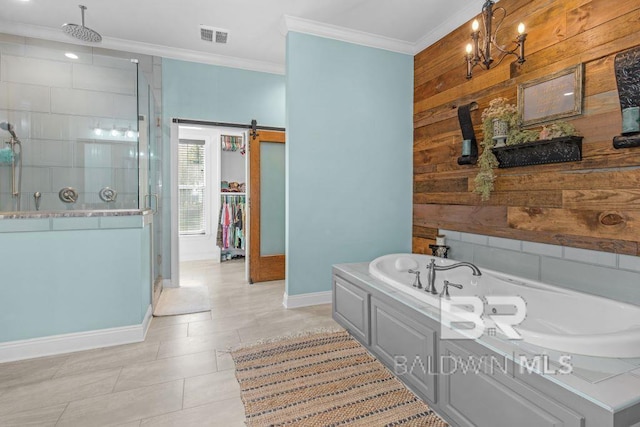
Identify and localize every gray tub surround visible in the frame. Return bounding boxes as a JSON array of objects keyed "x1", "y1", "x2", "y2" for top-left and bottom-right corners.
[
  {"x1": 332, "y1": 262, "x2": 640, "y2": 427},
  {"x1": 0, "y1": 209, "x2": 153, "y2": 362},
  {"x1": 439, "y1": 229, "x2": 640, "y2": 307}
]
